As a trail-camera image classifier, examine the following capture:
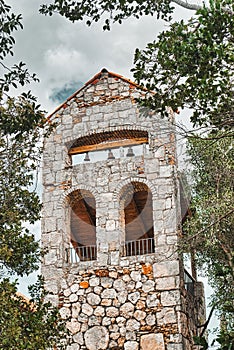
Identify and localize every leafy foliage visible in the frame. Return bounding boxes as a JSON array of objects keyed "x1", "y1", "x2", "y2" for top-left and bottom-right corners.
[
  {"x1": 0, "y1": 278, "x2": 66, "y2": 350},
  {"x1": 40, "y1": 0, "x2": 234, "y2": 130},
  {"x1": 40, "y1": 0, "x2": 175, "y2": 28},
  {"x1": 183, "y1": 132, "x2": 234, "y2": 345},
  {"x1": 0, "y1": 92, "x2": 53, "y2": 276},
  {"x1": 0, "y1": 0, "x2": 39, "y2": 92},
  {"x1": 0, "y1": 1, "x2": 65, "y2": 348},
  {"x1": 132, "y1": 0, "x2": 234, "y2": 128}
]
